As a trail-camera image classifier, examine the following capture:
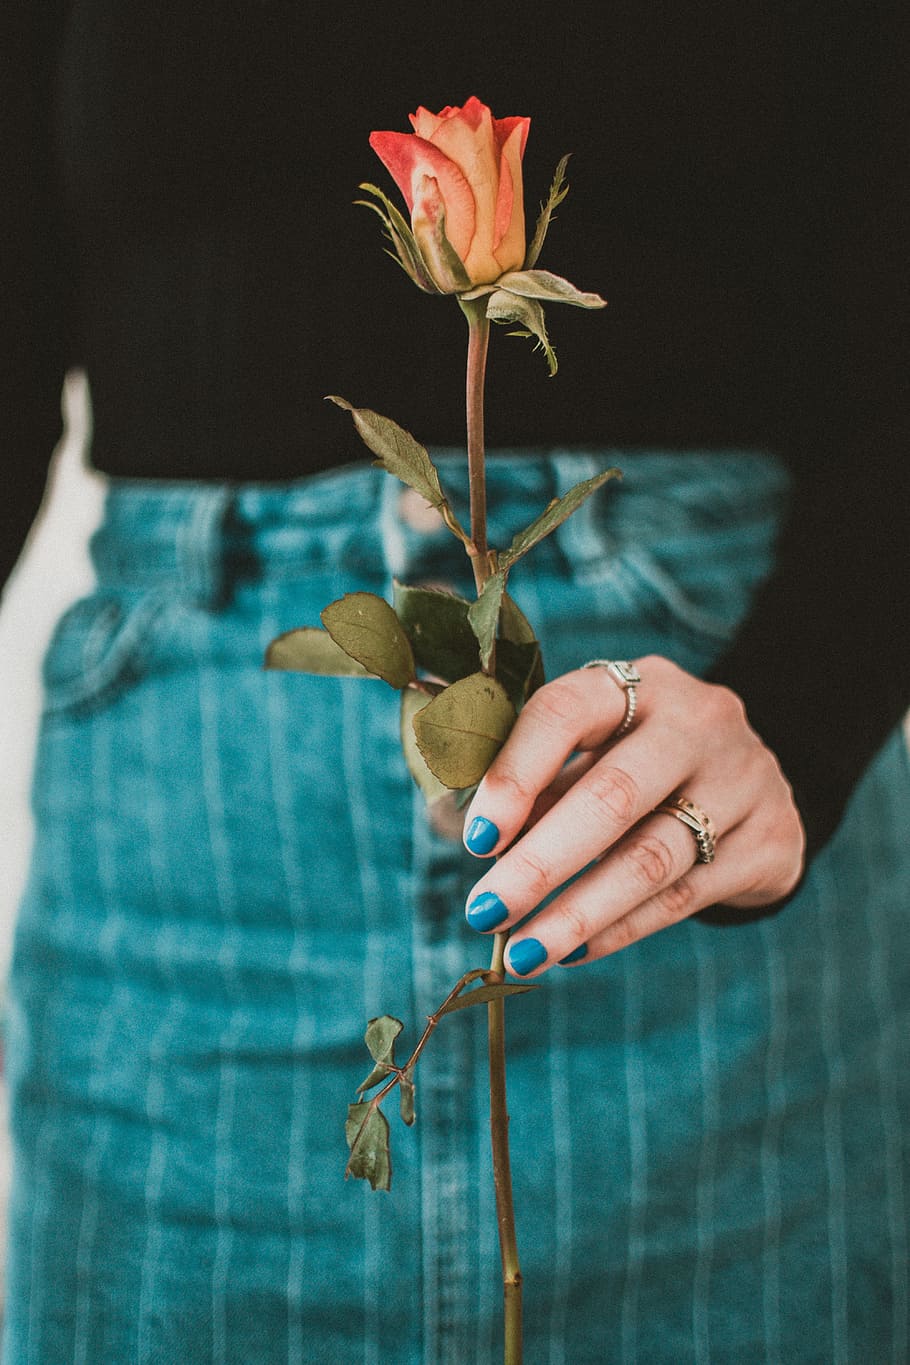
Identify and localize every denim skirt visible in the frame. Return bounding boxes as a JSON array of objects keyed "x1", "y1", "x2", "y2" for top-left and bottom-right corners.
[{"x1": 3, "y1": 450, "x2": 909, "y2": 1364}]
